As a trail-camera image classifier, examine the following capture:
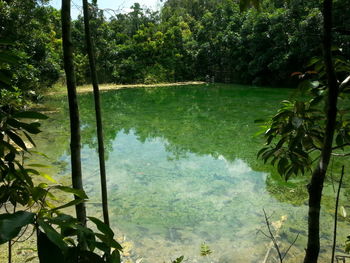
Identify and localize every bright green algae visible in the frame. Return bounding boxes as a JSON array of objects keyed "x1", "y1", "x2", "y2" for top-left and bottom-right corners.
[{"x1": 34, "y1": 84, "x2": 350, "y2": 262}]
